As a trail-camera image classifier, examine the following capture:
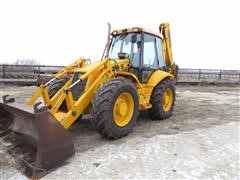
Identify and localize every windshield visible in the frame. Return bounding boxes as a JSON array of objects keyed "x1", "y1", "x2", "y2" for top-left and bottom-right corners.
[{"x1": 108, "y1": 33, "x2": 141, "y2": 67}]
